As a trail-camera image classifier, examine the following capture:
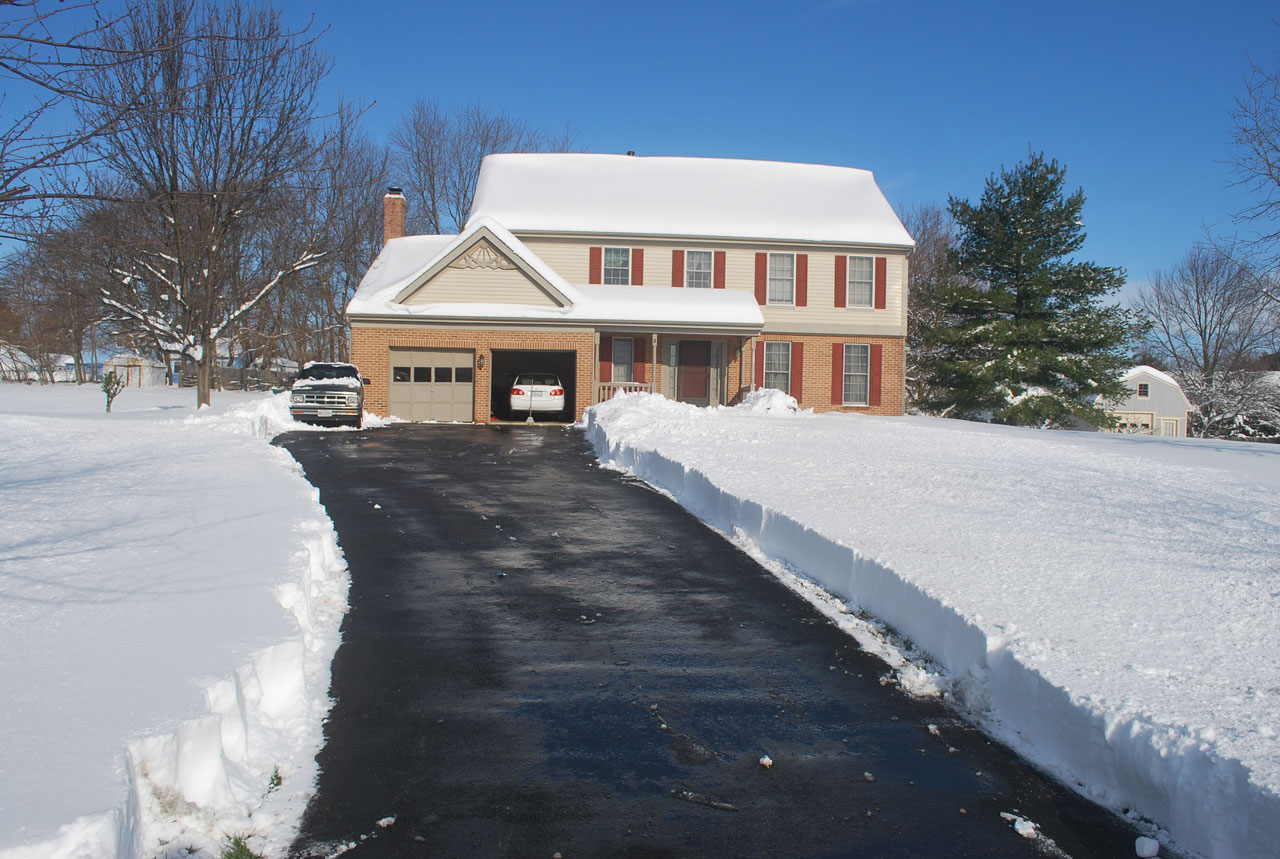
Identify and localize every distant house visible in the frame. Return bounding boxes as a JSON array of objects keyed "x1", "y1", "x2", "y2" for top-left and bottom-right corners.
[
  {"x1": 347, "y1": 153, "x2": 915, "y2": 423},
  {"x1": 104, "y1": 353, "x2": 169, "y2": 387},
  {"x1": 1105, "y1": 366, "x2": 1191, "y2": 437}
]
